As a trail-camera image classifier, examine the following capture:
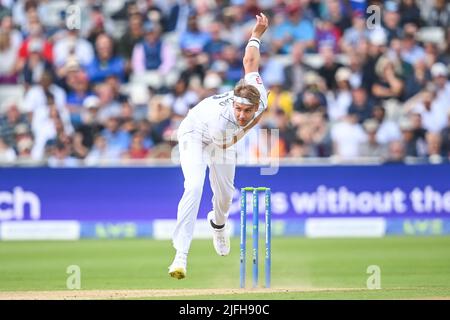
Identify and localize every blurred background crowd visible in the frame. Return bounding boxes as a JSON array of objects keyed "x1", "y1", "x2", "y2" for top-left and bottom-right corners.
[{"x1": 0, "y1": 0, "x2": 450, "y2": 166}]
